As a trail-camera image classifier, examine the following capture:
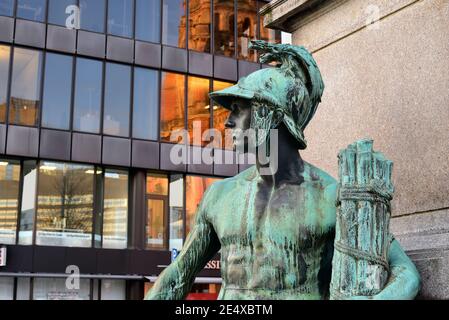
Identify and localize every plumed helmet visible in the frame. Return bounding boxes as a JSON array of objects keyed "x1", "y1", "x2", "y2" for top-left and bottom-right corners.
[{"x1": 209, "y1": 40, "x2": 325, "y2": 149}]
